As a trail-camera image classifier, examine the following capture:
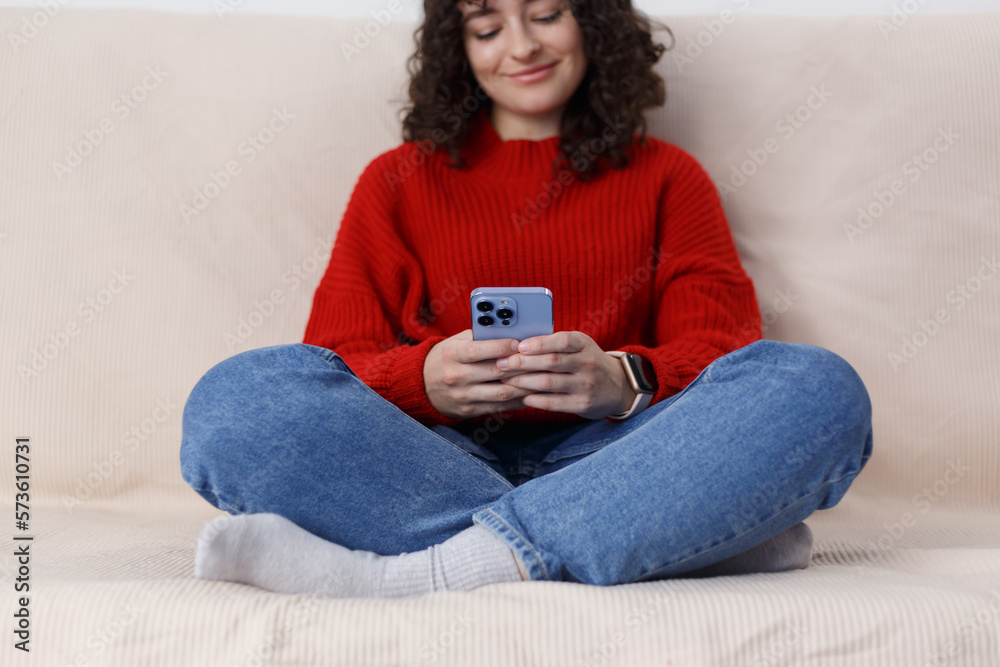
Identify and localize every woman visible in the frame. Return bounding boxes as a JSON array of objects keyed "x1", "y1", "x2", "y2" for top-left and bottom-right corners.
[{"x1": 180, "y1": 0, "x2": 873, "y2": 597}]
